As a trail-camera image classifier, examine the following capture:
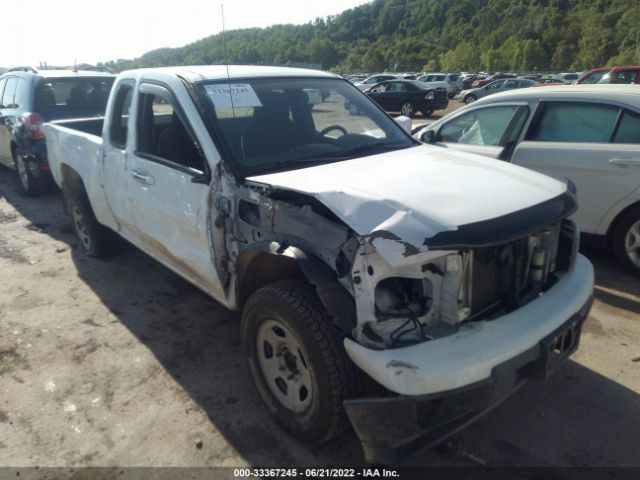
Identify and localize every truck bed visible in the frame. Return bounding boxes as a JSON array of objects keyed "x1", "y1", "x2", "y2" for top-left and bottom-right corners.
[{"x1": 43, "y1": 119, "x2": 103, "y2": 191}]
